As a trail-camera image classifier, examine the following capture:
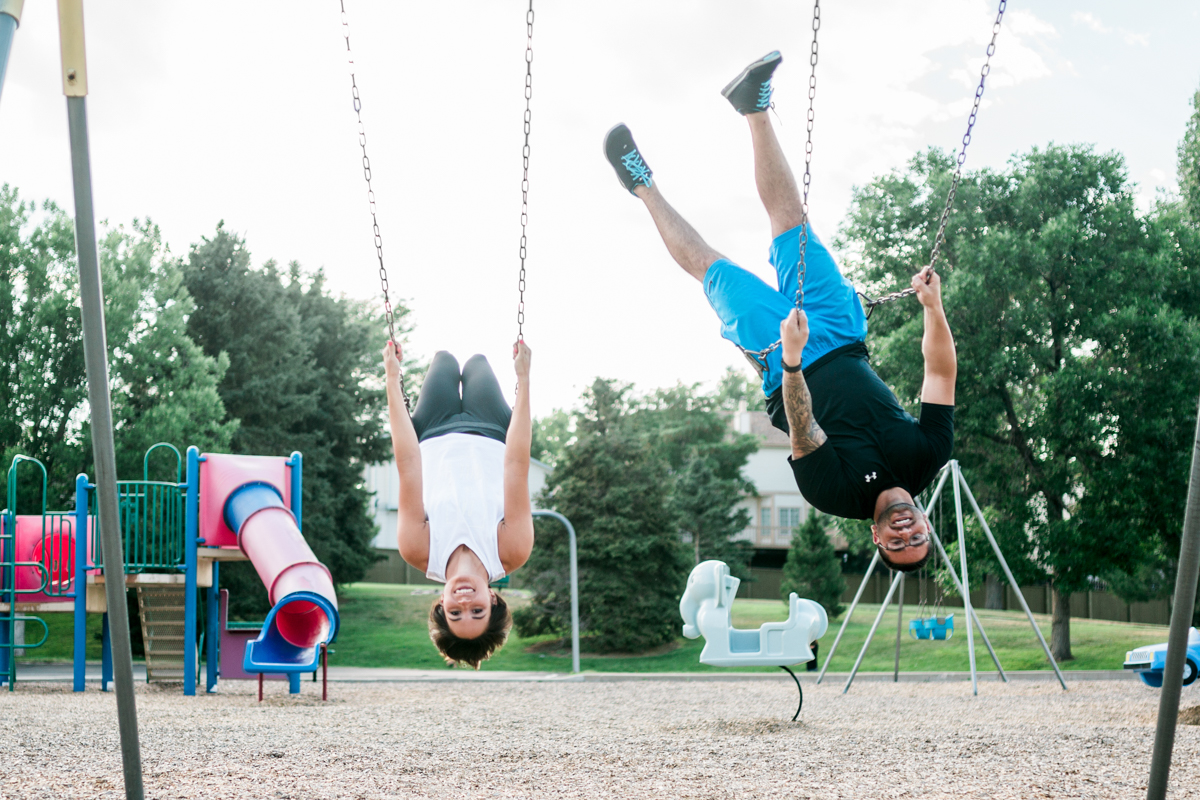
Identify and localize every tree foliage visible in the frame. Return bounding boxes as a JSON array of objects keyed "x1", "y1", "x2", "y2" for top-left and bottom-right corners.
[
  {"x1": 781, "y1": 511, "x2": 846, "y2": 618},
  {"x1": 517, "y1": 379, "x2": 758, "y2": 652},
  {"x1": 0, "y1": 186, "x2": 234, "y2": 509},
  {"x1": 182, "y1": 223, "x2": 405, "y2": 615},
  {"x1": 1180, "y1": 88, "x2": 1200, "y2": 224},
  {"x1": 838, "y1": 144, "x2": 1200, "y2": 658}
]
